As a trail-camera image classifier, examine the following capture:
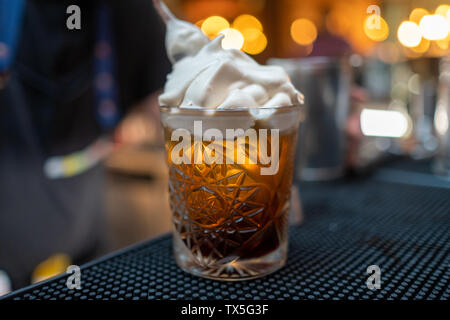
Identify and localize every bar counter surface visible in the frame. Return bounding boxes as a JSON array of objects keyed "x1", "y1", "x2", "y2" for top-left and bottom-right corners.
[{"x1": 2, "y1": 159, "x2": 449, "y2": 300}]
